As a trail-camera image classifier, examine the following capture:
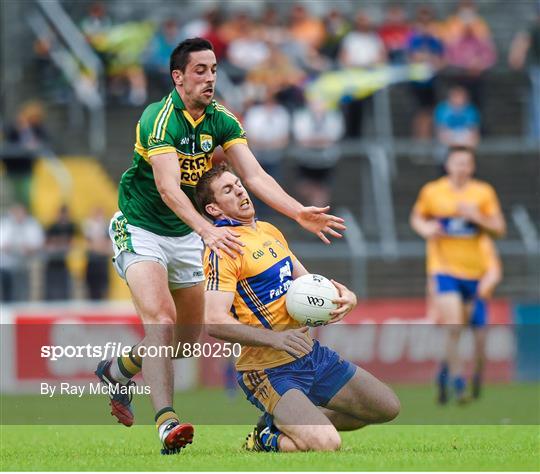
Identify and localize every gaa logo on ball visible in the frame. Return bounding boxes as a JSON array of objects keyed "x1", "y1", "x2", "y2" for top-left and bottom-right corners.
[{"x1": 285, "y1": 274, "x2": 338, "y2": 327}]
